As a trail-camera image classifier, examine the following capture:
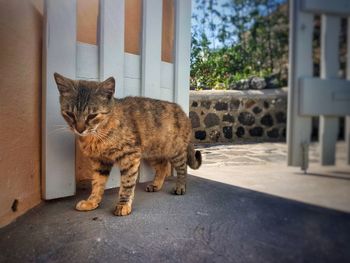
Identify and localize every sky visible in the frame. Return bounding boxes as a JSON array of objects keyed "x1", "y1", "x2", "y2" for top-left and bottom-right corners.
[{"x1": 191, "y1": 0, "x2": 288, "y2": 49}]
